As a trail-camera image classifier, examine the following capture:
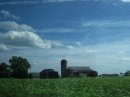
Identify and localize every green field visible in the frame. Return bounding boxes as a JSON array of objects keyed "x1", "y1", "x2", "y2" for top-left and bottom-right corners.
[{"x1": 0, "y1": 77, "x2": 130, "y2": 97}]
